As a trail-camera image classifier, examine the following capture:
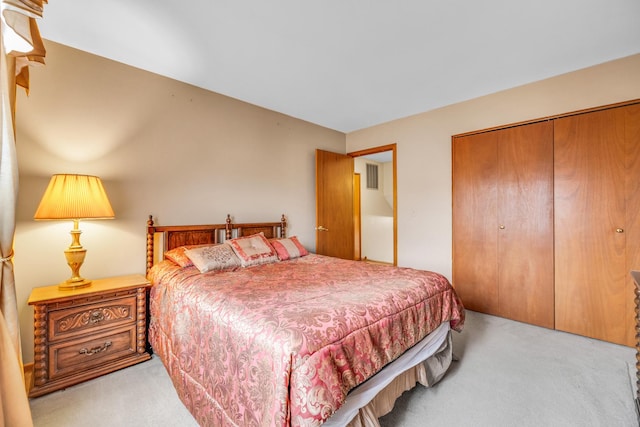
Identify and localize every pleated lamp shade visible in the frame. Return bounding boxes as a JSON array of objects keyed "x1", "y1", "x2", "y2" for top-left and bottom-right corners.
[
  {"x1": 34, "y1": 174, "x2": 114, "y2": 289},
  {"x1": 34, "y1": 174, "x2": 114, "y2": 220}
]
